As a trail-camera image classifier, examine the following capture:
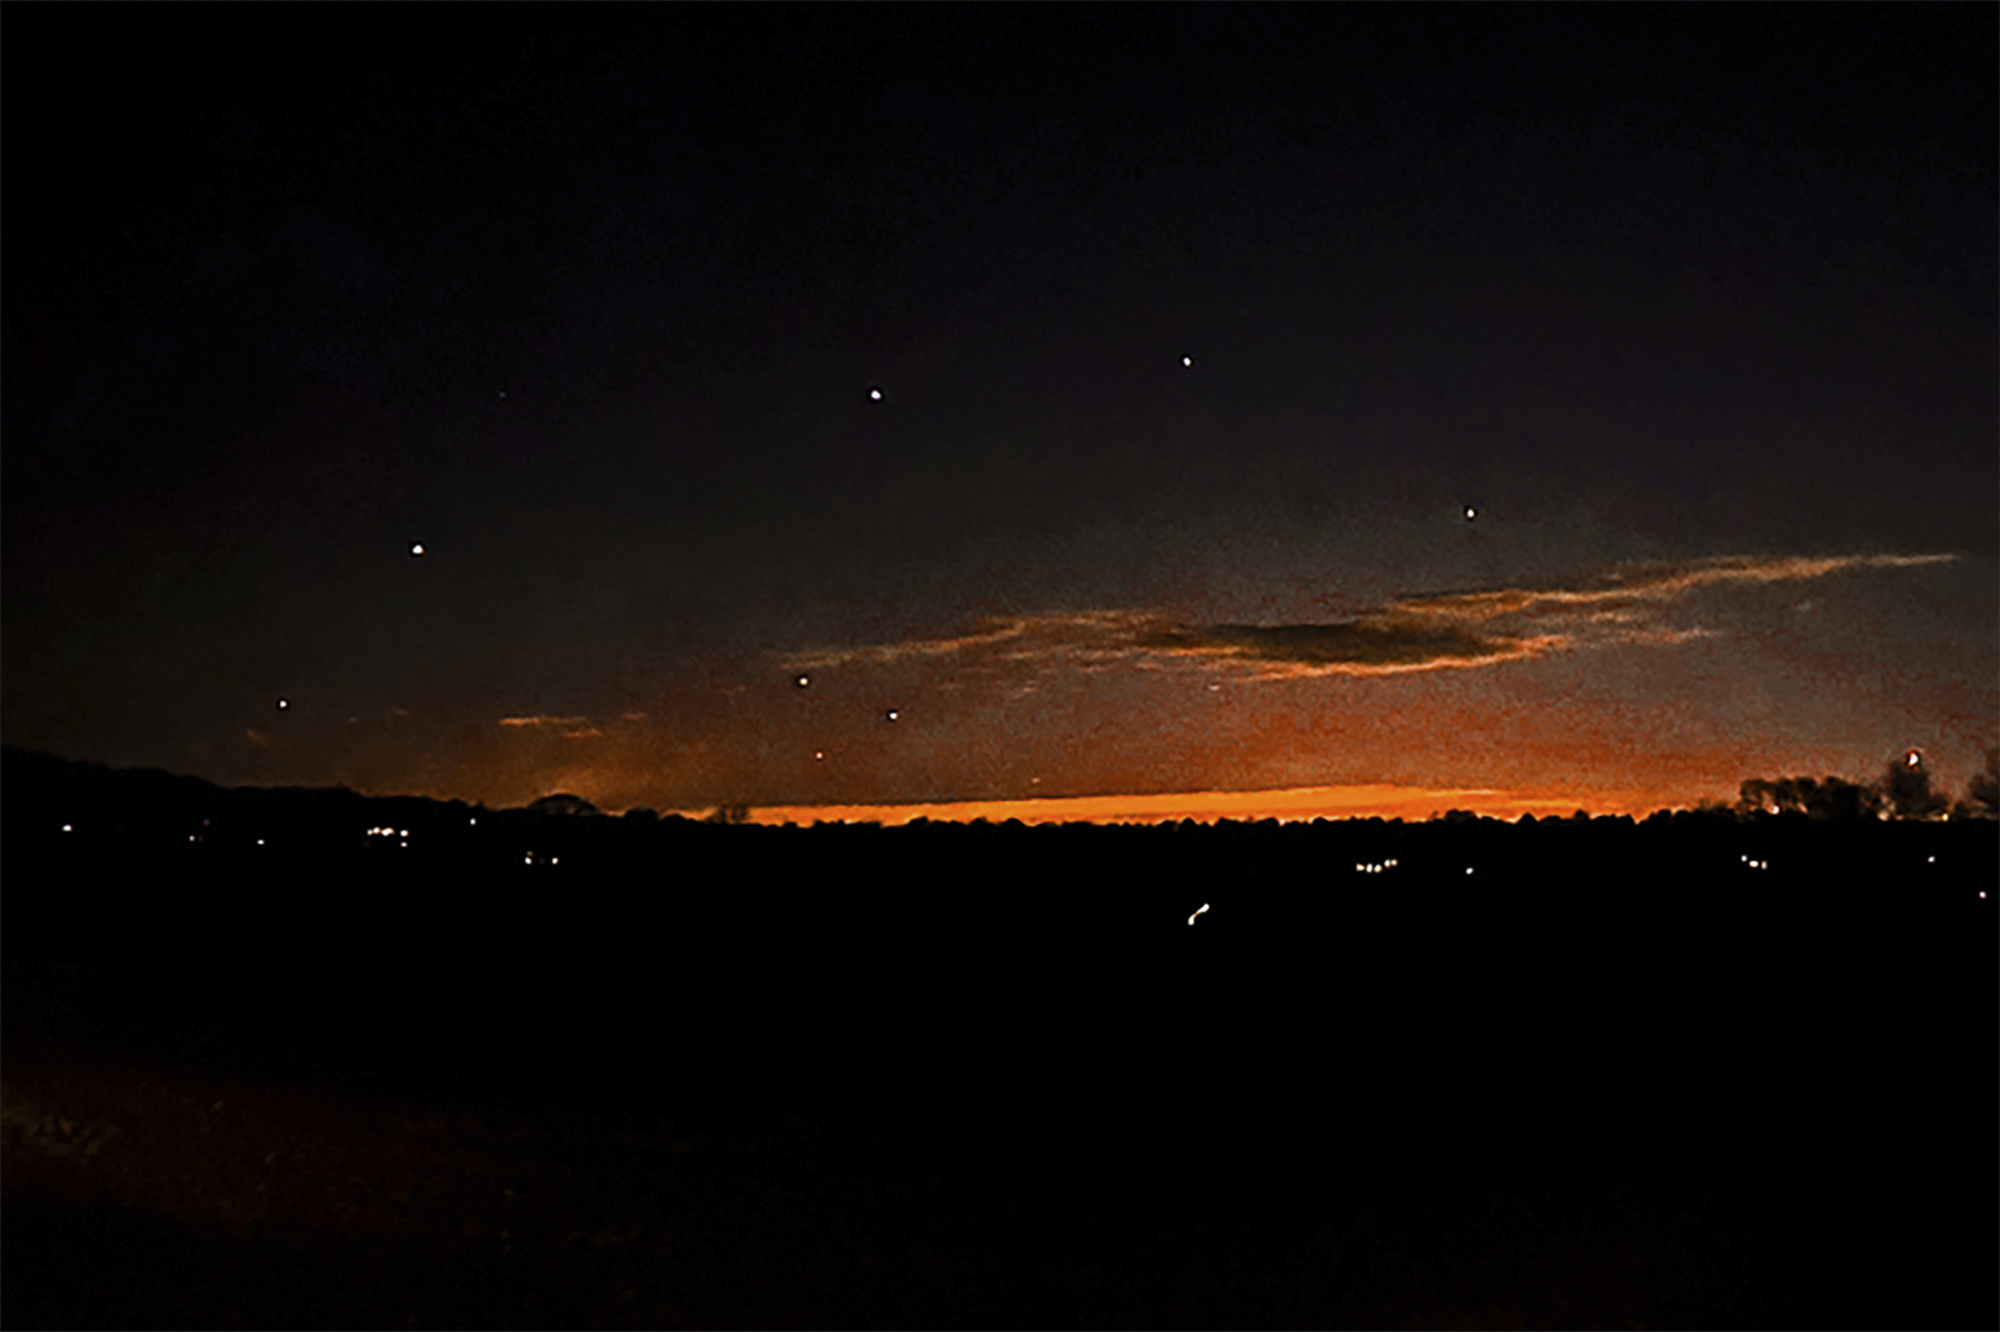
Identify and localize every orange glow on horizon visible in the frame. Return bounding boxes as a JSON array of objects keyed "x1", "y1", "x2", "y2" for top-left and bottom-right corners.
[{"x1": 708, "y1": 783, "x2": 1668, "y2": 827}]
